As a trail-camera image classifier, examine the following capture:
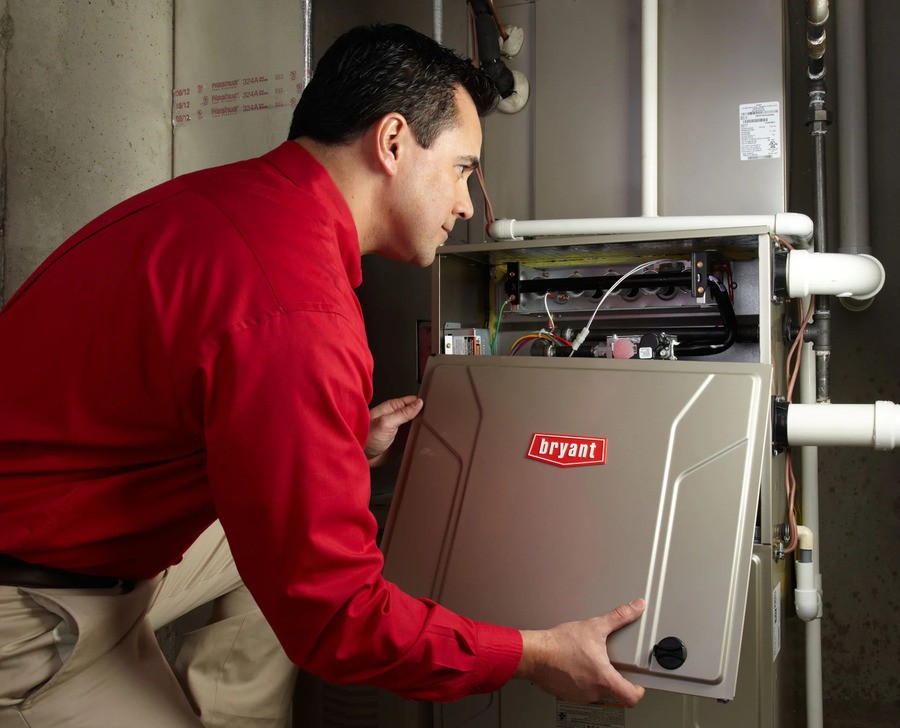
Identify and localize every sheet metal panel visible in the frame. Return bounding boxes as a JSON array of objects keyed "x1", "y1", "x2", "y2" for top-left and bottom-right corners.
[
  {"x1": 383, "y1": 355, "x2": 771, "y2": 700},
  {"x1": 529, "y1": 0, "x2": 787, "y2": 219}
]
